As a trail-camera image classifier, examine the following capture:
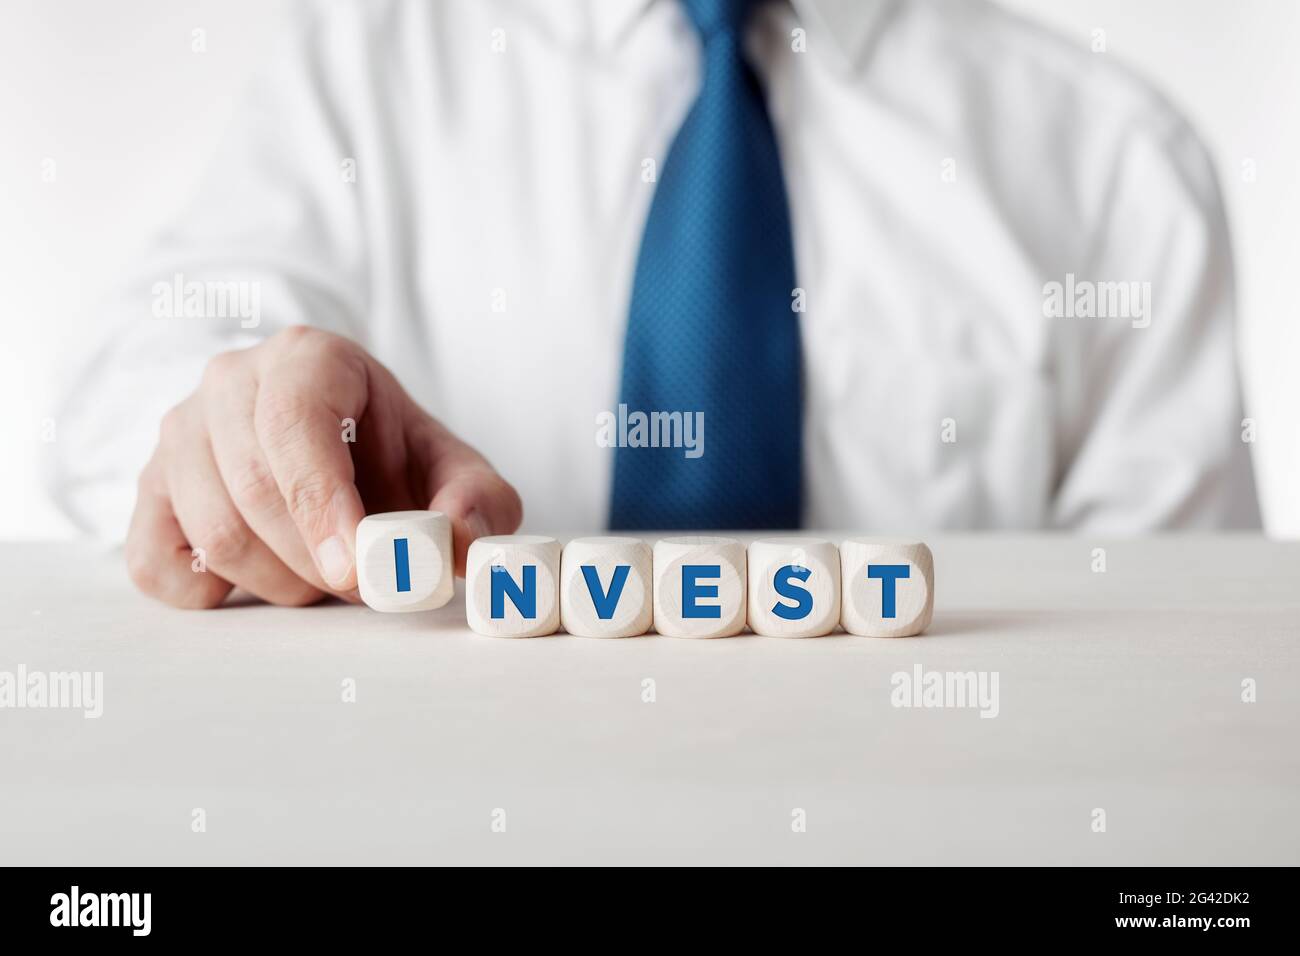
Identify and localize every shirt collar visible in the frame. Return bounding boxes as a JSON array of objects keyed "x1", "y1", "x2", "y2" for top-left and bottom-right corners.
[
  {"x1": 590, "y1": 0, "x2": 897, "y2": 70},
  {"x1": 794, "y1": 0, "x2": 898, "y2": 70}
]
